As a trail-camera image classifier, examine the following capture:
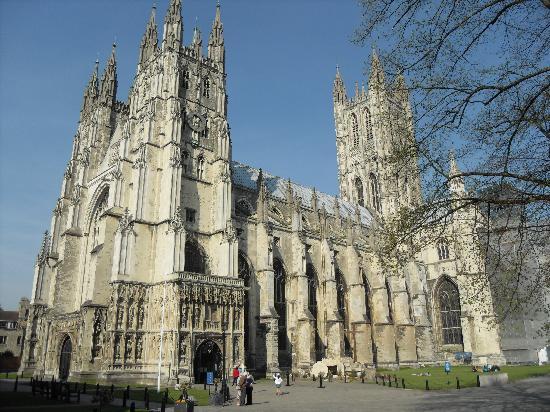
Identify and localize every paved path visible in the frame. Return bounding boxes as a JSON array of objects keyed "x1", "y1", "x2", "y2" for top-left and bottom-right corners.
[
  {"x1": 198, "y1": 376, "x2": 550, "y2": 412},
  {"x1": 2, "y1": 376, "x2": 549, "y2": 411}
]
